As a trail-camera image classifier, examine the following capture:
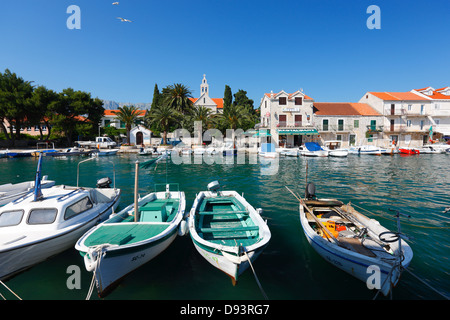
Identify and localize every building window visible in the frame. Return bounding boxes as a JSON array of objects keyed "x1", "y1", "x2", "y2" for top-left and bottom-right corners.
[
  {"x1": 295, "y1": 97, "x2": 302, "y2": 105},
  {"x1": 322, "y1": 119, "x2": 329, "y2": 131},
  {"x1": 336, "y1": 135, "x2": 342, "y2": 141},
  {"x1": 354, "y1": 120, "x2": 359, "y2": 128},
  {"x1": 279, "y1": 97, "x2": 287, "y2": 105},
  {"x1": 408, "y1": 105, "x2": 412, "y2": 111},
  {"x1": 338, "y1": 119, "x2": 344, "y2": 131},
  {"x1": 407, "y1": 120, "x2": 411, "y2": 127}
]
